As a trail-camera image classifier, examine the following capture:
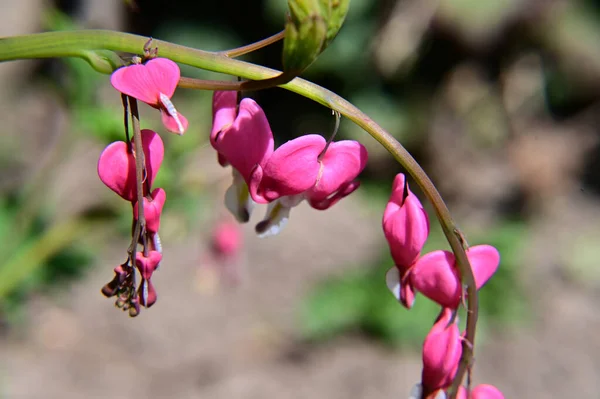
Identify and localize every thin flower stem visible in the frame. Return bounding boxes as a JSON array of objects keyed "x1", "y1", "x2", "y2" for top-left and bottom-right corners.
[
  {"x1": 0, "y1": 30, "x2": 477, "y2": 396},
  {"x1": 219, "y1": 30, "x2": 285, "y2": 58},
  {"x1": 121, "y1": 93, "x2": 131, "y2": 151},
  {"x1": 317, "y1": 110, "x2": 341, "y2": 161},
  {"x1": 127, "y1": 97, "x2": 147, "y2": 262}
]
